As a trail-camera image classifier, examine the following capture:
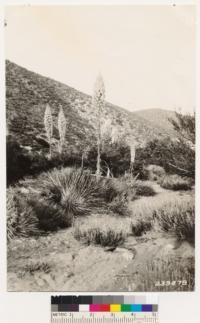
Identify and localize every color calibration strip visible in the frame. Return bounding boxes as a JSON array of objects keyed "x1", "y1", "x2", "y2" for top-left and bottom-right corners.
[{"x1": 51, "y1": 296, "x2": 158, "y2": 313}]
